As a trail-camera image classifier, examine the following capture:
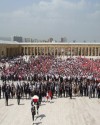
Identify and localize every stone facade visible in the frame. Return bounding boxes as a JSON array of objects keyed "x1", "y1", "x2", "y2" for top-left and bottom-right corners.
[{"x1": 0, "y1": 42, "x2": 100, "y2": 57}]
